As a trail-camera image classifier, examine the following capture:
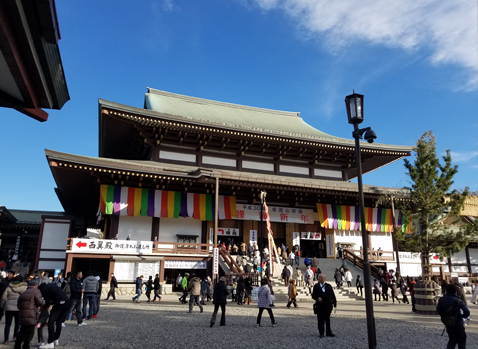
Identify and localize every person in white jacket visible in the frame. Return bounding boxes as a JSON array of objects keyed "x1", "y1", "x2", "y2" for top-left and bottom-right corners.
[
  {"x1": 344, "y1": 269, "x2": 353, "y2": 288},
  {"x1": 256, "y1": 278, "x2": 277, "y2": 327},
  {"x1": 471, "y1": 280, "x2": 478, "y2": 304}
]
